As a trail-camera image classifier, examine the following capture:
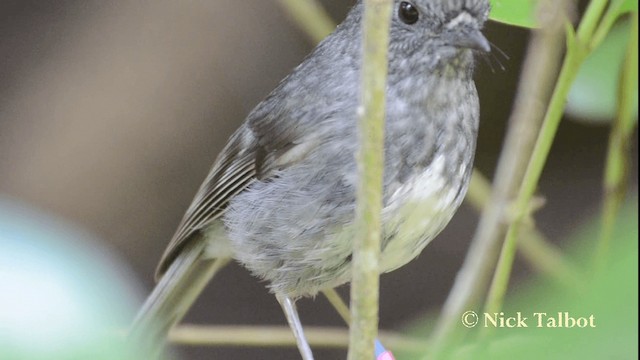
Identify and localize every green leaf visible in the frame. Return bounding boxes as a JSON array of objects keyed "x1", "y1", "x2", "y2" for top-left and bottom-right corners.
[
  {"x1": 566, "y1": 20, "x2": 639, "y2": 123},
  {"x1": 619, "y1": 0, "x2": 638, "y2": 14},
  {"x1": 489, "y1": 0, "x2": 539, "y2": 28}
]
